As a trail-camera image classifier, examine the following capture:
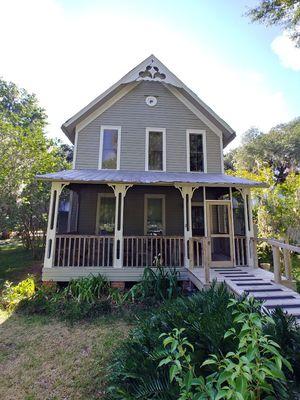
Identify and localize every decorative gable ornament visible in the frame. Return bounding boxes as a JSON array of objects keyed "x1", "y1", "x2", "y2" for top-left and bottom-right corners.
[{"x1": 138, "y1": 59, "x2": 166, "y2": 81}]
